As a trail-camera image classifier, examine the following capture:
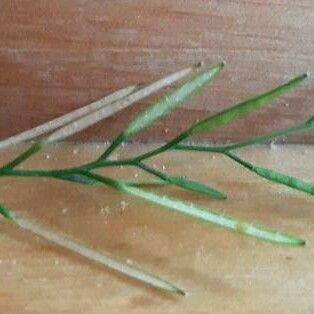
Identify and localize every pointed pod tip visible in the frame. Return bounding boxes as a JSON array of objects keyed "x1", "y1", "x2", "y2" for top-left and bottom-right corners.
[
  {"x1": 212, "y1": 62, "x2": 226, "y2": 71},
  {"x1": 194, "y1": 61, "x2": 204, "y2": 69},
  {"x1": 213, "y1": 191, "x2": 228, "y2": 200},
  {"x1": 298, "y1": 72, "x2": 309, "y2": 81},
  {"x1": 283, "y1": 237, "x2": 306, "y2": 246},
  {"x1": 306, "y1": 115, "x2": 314, "y2": 126},
  {"x1": 201, "y1": 61, "x2": 225, "y2": 76},
  {"x1": 193, "y1": 61, "x2": 225, "y2": 71},
  {"x1": 297, "y1": 239, "x2": 306, "y2": 246},
  {"x1": 215, "y1": 62, "x2": 226, "y2": 73},
  {"x1": 289, "y1": 72, "x2": 309, "y2": 80},
  {"x1": 174, "y1": 287, "x2": 186, "y2": 296}
]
